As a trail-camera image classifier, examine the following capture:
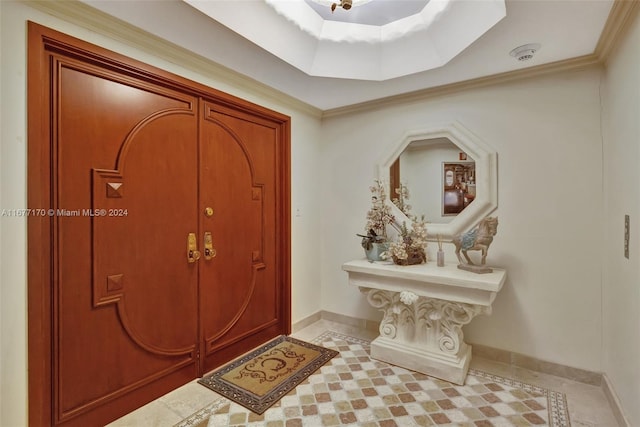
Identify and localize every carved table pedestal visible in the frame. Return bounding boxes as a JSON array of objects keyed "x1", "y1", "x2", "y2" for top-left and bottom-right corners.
[{"x1": 342, "y1": 260, "x2": 506, "y2": 385}]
